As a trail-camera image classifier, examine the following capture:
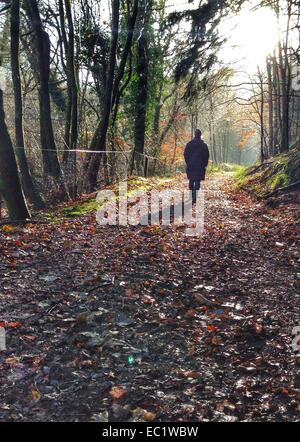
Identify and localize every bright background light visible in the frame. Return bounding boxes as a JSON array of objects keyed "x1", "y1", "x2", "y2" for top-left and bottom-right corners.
[{"x1": 219, "y1": 4, "x2": 278, "y2": 72}]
